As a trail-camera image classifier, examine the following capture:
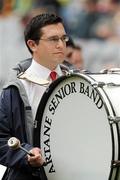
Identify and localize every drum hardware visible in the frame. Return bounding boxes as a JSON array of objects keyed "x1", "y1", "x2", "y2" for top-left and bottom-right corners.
[
  {"x1": 66, "y1": 70, "x2": 74, "y2": 75},
  {"x1": 100, "y1": 69, "x2": 116, "y2": 74},
  {"x1": 80, "y1": 69, "x2": 91, "y2": 74},
  {"x1": 111, "y1": 160, "x2": 120, "y2": 168},
  {"x1": 91, "y1": 81, "x2": 106, "y2": 88},
  {"x1": 34, "y1": 119, "x2": 38, "y2": 128},
  {"x1": 92, "y1": 82, "x2": 120, "y2": 88},
  {"x1": 100, "y1": 68, "x2": 120, "y2": 74},
  {"x1": 108, "y1": 116, "x2": 120, "y2": 124},
  {"x1": 107, "y1": 68, "x2": 120, "y2": 74},
  {"x1": 107, "y1": 82, "x2": 120, "y2": 87},
  {"x1": 100, "y1": 69, "x2": 109, "y2": 74},
  {"x1": 66, "y1": 69, "x2": 82, "y2": 75}
]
